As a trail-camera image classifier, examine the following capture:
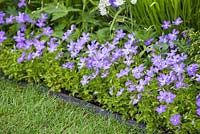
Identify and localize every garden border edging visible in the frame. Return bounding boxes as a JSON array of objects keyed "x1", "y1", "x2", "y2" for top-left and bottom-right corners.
[
  {"x1": 49, "y1": 91, "x2": 146, "y2": 129},
  {"x1": 0, "y1": 72, "x2": 146, "y2": 130}
]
